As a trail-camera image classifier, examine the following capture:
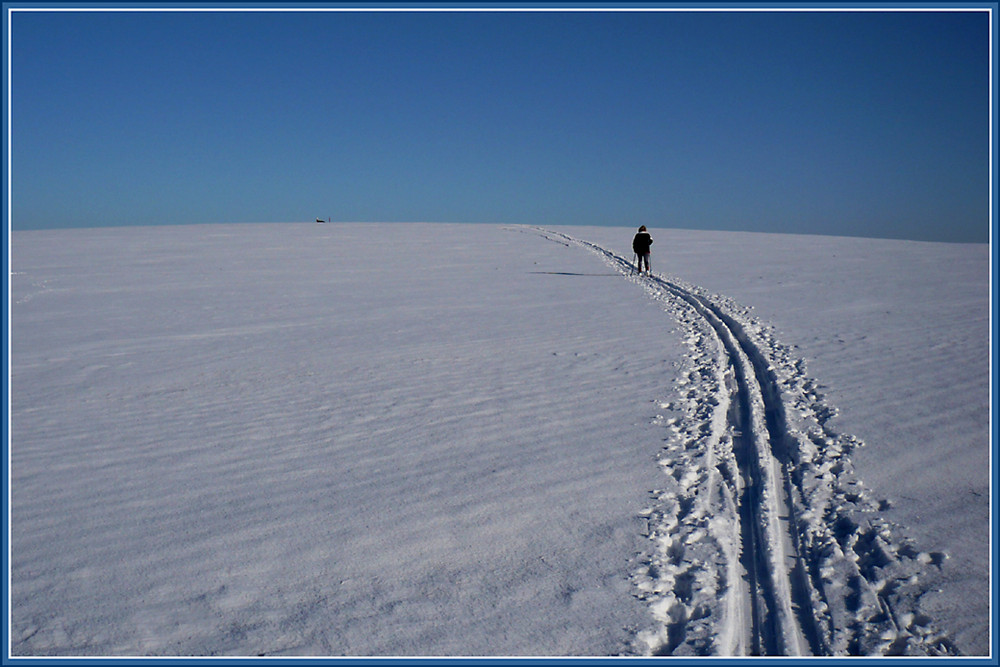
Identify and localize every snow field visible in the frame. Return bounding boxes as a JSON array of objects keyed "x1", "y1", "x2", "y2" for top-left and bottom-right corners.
[
  {"x1": 11, "y1": 223, "x2": 683, "y2": 656},
  {"x1": 9, "y1": 222, "x2": 990, "y2": 656}
]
